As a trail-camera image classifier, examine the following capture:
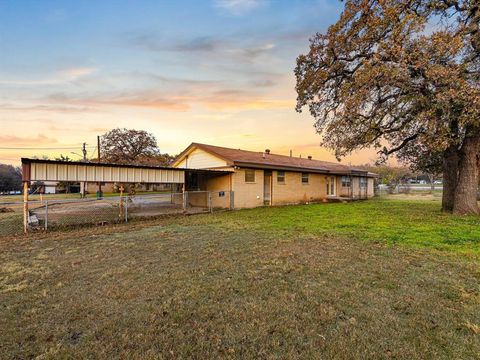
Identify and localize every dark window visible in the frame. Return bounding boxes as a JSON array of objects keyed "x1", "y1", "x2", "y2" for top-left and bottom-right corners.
[
  {"x1": 301, "y1": 172, "x2": 309, "y2": 184},
  {"x1": 245, "y1": 169, "x2": 255, "y2": 183},
  {"x1": 360, "y1": 177, "x2": 367, "y2": 188},
  {"x1": 341, "y1": 176, "x2": 351, "y2": 187},
  {"x1": 277, "y1": 171, "x2": 285, "y2": 183}
]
